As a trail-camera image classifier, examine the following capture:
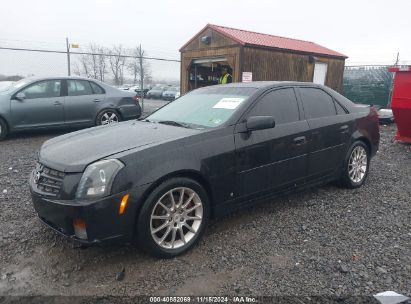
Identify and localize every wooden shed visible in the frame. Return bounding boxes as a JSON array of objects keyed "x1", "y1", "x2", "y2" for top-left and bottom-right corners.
[{"x1": 180, "y1": 24, "x2": 348, "y2": 94}]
